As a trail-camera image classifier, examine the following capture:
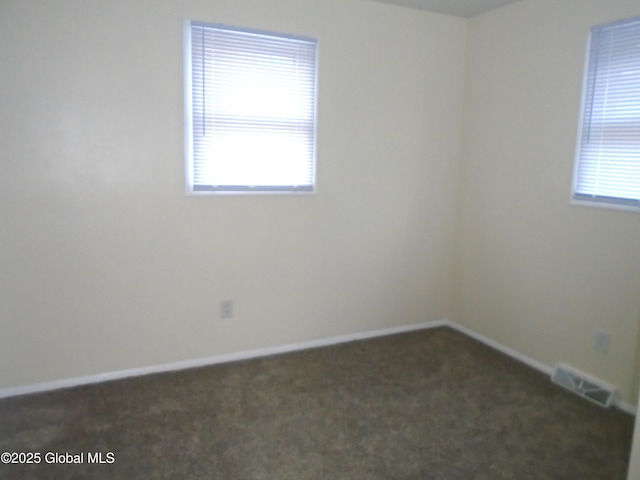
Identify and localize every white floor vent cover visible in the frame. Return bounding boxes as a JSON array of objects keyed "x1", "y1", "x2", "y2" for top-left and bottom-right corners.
[{"x1": 551, "y1": 363, "x2": 616, "y2": 408}]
